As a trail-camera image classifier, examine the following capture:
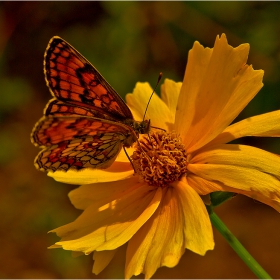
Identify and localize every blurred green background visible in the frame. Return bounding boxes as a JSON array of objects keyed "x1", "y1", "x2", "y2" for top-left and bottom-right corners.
[{"x1": 0, "y1": 1, "x2": 280, "y2": 278}]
